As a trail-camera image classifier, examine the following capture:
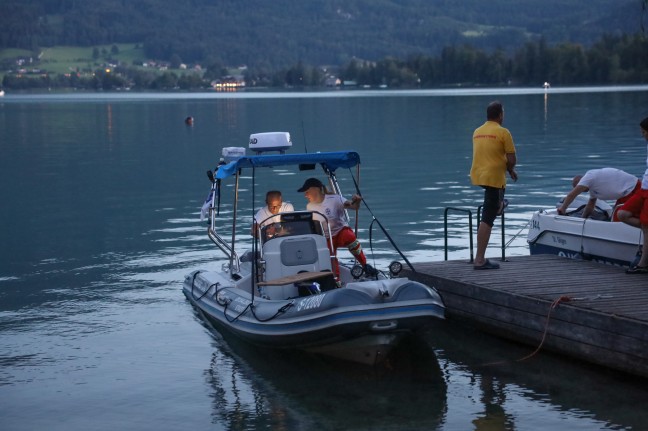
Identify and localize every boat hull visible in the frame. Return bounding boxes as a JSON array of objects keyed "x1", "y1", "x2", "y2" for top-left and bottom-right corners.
[
  {"x1": 527, "y1": 210, "x2": 642, "y2": 267},
  {"x1": 183, "y1": 270, "x2": 445, "y2": 365}
]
